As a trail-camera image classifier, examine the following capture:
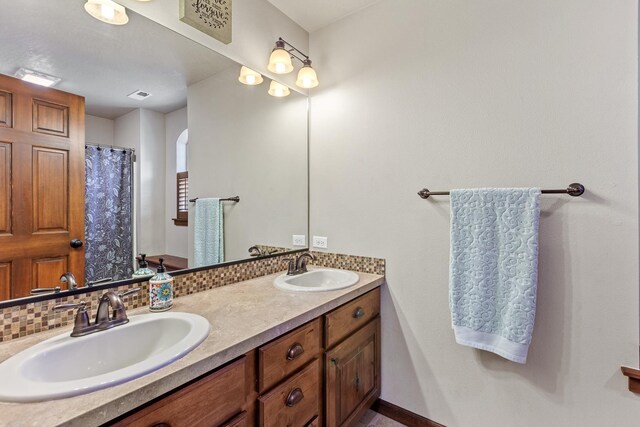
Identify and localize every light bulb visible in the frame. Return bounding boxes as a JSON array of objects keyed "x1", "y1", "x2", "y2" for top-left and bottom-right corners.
[
  {"x1": 267, "y1": 48, "x2": 294, "y2": 74},
  {"x1": 100, "y1": 2, "x2": 115, "y2": 19},
  {"x1": 268, "y1": 81, "x2": 290, "y2": 97},
  {"x1": 295, "y1": 63, "x2": 319, "y2": 89},
  {"x1": 238, "y1": 66, "x2": 264, "y2": 85},
  {"x1": 84, "y1": 0, "x2": 129, "y2": 25}
]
